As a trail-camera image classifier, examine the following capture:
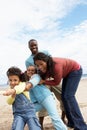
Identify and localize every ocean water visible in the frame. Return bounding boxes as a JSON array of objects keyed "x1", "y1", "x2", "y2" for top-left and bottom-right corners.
[
  {"x1": 0, "y1": 74, "x2": 87, "y2": 88},
  {"x1": 0, "y1": 84, "x2": 8, "y2": 89},
  {"x1": 82, "y1": 74, "x2": 87, "y2": 79}
]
